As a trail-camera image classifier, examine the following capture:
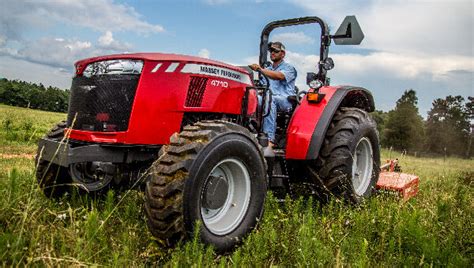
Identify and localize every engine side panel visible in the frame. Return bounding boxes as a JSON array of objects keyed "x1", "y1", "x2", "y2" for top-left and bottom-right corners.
[{"x1": 68, "y1": 58, "x2": 254, "y2": 145}]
